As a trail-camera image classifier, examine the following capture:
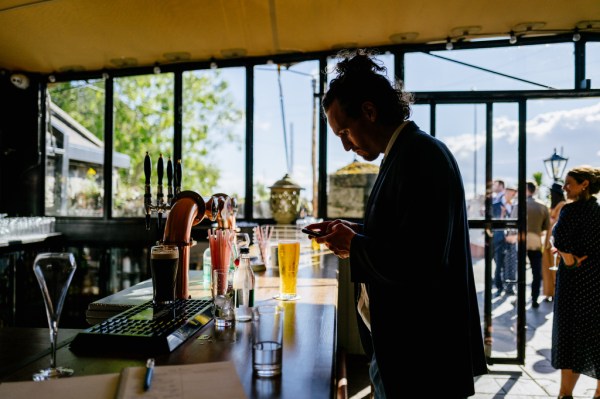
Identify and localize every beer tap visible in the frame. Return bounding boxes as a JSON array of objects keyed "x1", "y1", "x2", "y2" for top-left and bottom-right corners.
[
  {"x1": 156, "y1": 154, "x2": 164, "y2": 231},
  {"x1": 166, "y1": 157, "x2": 174, "y2": 206},
  {"x1": 143, "y1": 152, "x2": 180, "y2": 231},
  {"x1": 213, "y1": 195, "x2": 226, "y2": 229},
  {"x1": 204, "y1": 195, "x2": 219, "y2": 222},
  {"x1": 211, "y1": 193, "x2": 234, "y2": 230},
  {"x1": 144, "y1": 152, "x2": 153, "y2": 230},
  {"x1": 229, "y1": 196, "x2": 238, "y2": 231},
  {"x1": 175, "y1": 159, "x2": 182, "y2": 196}
]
